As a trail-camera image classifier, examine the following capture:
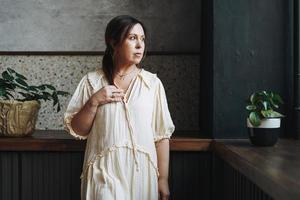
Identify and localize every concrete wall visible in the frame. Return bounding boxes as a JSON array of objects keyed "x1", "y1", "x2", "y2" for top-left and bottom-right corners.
[
  {"x1": 0, "y1": 1, "x2": 201, "y2": 135},
  {"x1": 0, "y1": 55, "x2": 200, "y2": 132},
  {"x1": 0, "y1": 0, "x2": 201, "y2": 52}
]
